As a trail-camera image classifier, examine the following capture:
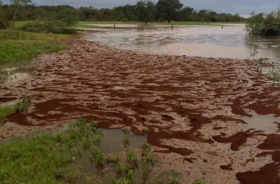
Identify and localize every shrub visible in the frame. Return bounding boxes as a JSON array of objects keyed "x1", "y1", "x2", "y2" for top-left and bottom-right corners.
[
  {"x1": 21, "y1": 8, "x2": 79, "y2": 34},
  {"x1": 246, "y1": 10, "x2": 280, "y2": 36}
]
